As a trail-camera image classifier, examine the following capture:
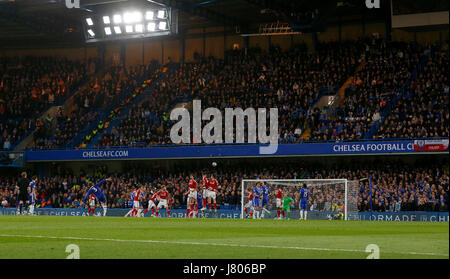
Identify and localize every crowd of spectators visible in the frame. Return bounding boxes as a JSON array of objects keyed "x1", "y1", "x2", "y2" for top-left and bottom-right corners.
[
  {"x1": 374, "y1": 44, "x2": 449, "y2": 139},
  {"x1": 0, "y1": 56, "x2": 90, "y2": 149},
  {"x1": 32, "y1": 107, "x2": 100, "y2": 149},
  {"x1": 74, "y1": 64, "x2": 147, "y2": 112},
  {"x1": 97, "y1": 39, "x2": 448, "y2": 148},
  {"x1": 0, "y1": 161, "x2": 447, "y2": 213},
  {"x1": 96, "y1": 38, "x2": 448, "y2": 149},
  {"x1": 2, "y1": 39, "x2": 448, "y2": 151},
  {"x1": 308, "y1": 39, "x2": 424, "y2": 141},
  {"x1": 97, "y1": 40, "x2": 365, "y2": 147},
  {"x1": 31, "y1": 64, "x2": 152, "y2": 149},
  {"x1": 97, "y1": 62, "x2": 206, "y2": 147}
]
